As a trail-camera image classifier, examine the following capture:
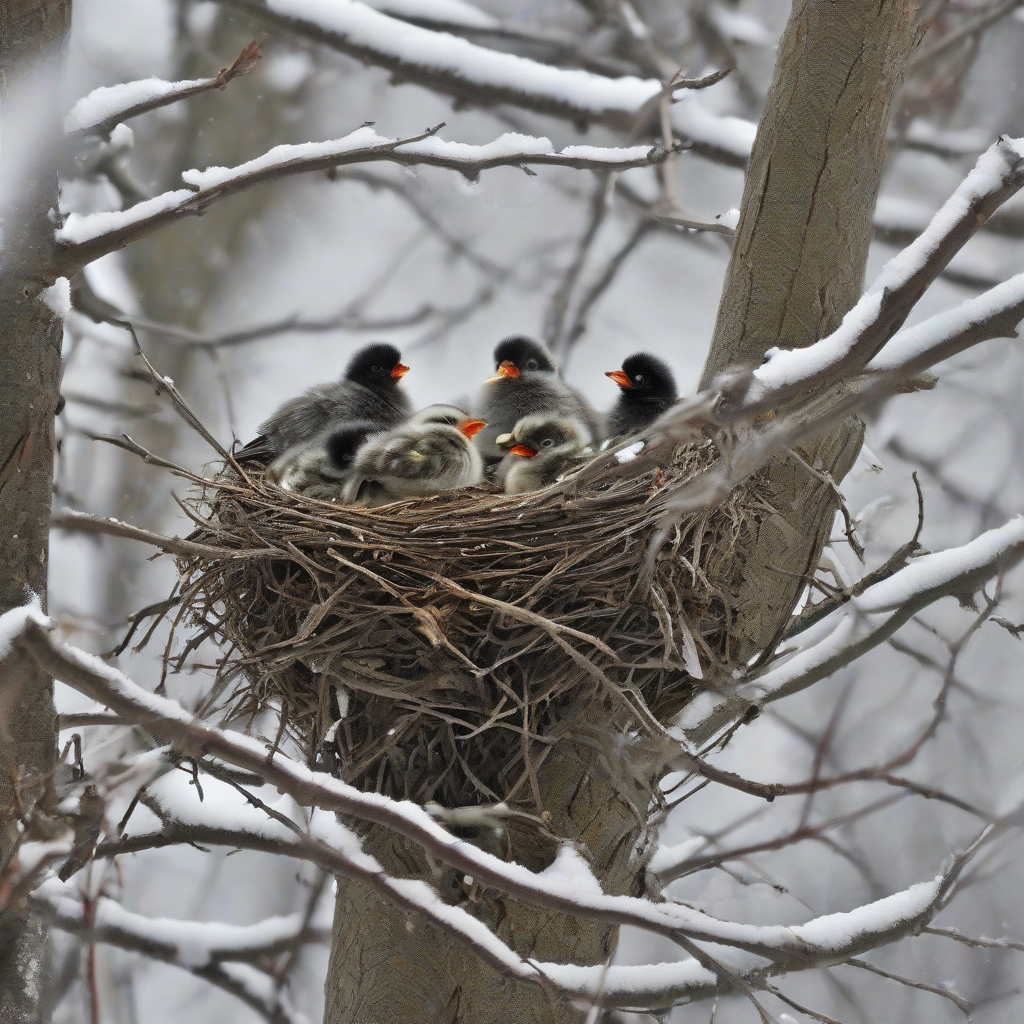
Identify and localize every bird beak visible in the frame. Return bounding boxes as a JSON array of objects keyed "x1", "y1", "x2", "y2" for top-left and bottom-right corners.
[
  {"x1": 606, "y1": 369, "x2": 633, "y2": 389},
  {"x1": 509, "y1": 443, "x2": 538, "y2": 458},
  {"x1": 457, "y1": 418, "x2": 486, "y2": 439},
  {"x1": 495, "y1": 432, "x2": 513, "y2": 447},
  {"x1": 390, "y1": 362, "x2": 410, "y2": 379},
  {"x1": 485, "y1": 360, "x2": 520, "y2": 383}
]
